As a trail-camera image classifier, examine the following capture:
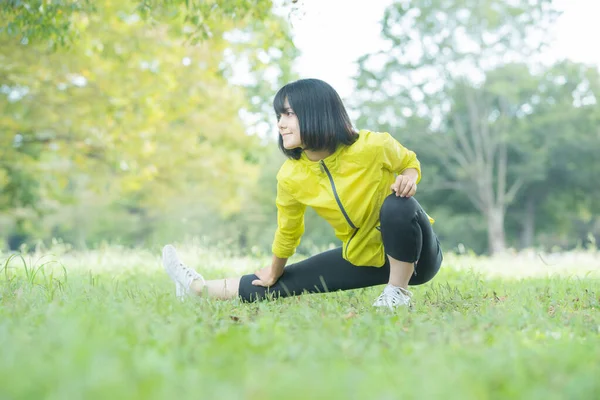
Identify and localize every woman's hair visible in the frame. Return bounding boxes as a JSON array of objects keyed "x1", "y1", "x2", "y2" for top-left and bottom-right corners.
[{"x1": 273, "y1": 78, "x2": 358, "y2": 160}]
